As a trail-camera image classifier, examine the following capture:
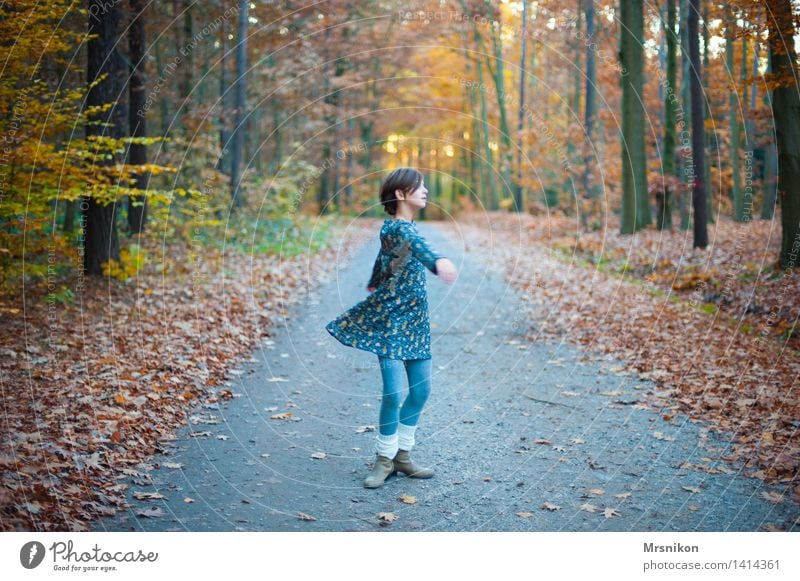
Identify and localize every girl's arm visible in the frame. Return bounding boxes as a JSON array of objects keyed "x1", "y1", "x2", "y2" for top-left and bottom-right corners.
[{"x1": 398, "y1": 222, "x2": 447, "y2": 275}]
